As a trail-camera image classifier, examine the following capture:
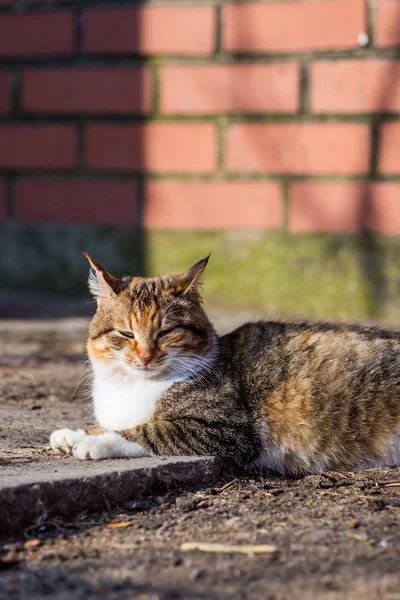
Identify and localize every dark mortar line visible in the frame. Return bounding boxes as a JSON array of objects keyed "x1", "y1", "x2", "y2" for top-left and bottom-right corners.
[
  {"x1": 214, "y1": 48, "x2": 400, "y2": 62},
  {"x1": 366, "y1": 0, "x2": 375, "y2": 47},
  {"x1": 3, "y1": 48, "x2": 400, "y2": 70},
  {"x1": 215, "y1": 3, "x2": 222, "y2": 56},
  {"x1": 151, "y1": 62, "x2": 160, "y2": 117},
  {"x1": 4, "y1": 172, "x2": 400, "y2": 184},
  {"x1": 3, "y1": 113, "x2": 400, "y2": 125},
  {"x1": 75, "y1": 7, "x2": 84, "y2": 58},
  {"x1": 299, "y1": 61, "x2": 309, "y2": 115},
  {"x1": 369, "y1": 119, "x2": 380, "y2": 178}
]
